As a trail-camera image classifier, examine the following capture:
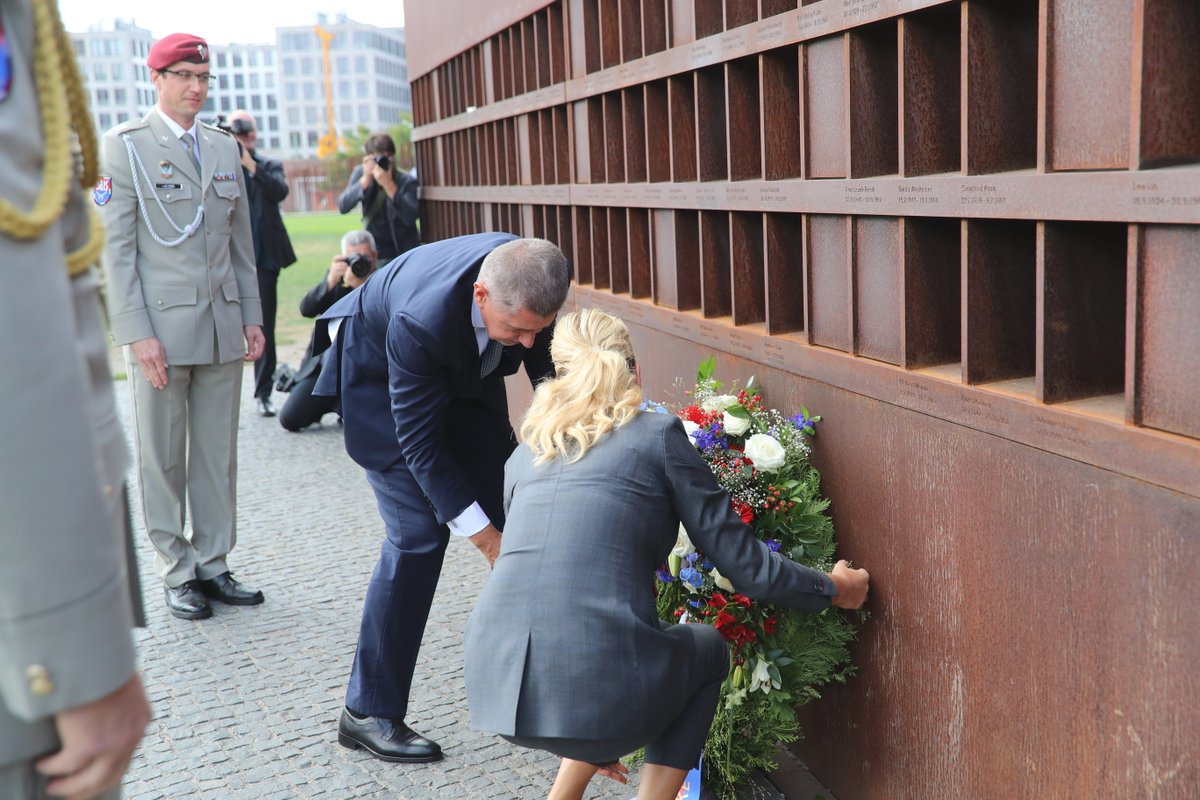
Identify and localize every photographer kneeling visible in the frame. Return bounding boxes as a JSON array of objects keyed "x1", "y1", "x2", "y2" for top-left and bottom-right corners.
[{"x1": 278, "y1": 230, "x2": 378, "y2": 432}]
